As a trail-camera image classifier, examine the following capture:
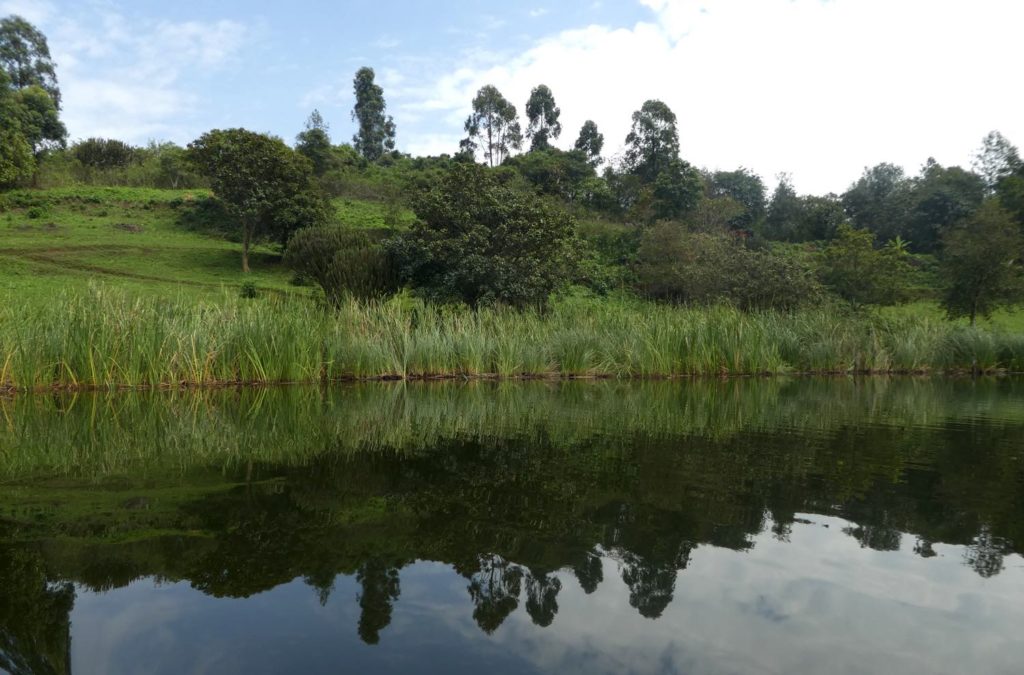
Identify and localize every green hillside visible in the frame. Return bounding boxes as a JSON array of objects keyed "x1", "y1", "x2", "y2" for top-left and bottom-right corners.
[{"x1": 0, "y1": 186, "x2": 410, "y2": 300}]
